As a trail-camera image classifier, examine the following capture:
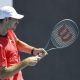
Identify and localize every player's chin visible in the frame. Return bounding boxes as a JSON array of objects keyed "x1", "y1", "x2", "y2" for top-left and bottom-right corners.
[
  {"x1": 12, "y1": 28, "x2": 16, "y2": 31},
  {"x1": 13, "y1": 26, "x2": 16, "y2": 30},
  {"x1": 9, "y1": 27, "x2": 16, "y2": 31}
]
